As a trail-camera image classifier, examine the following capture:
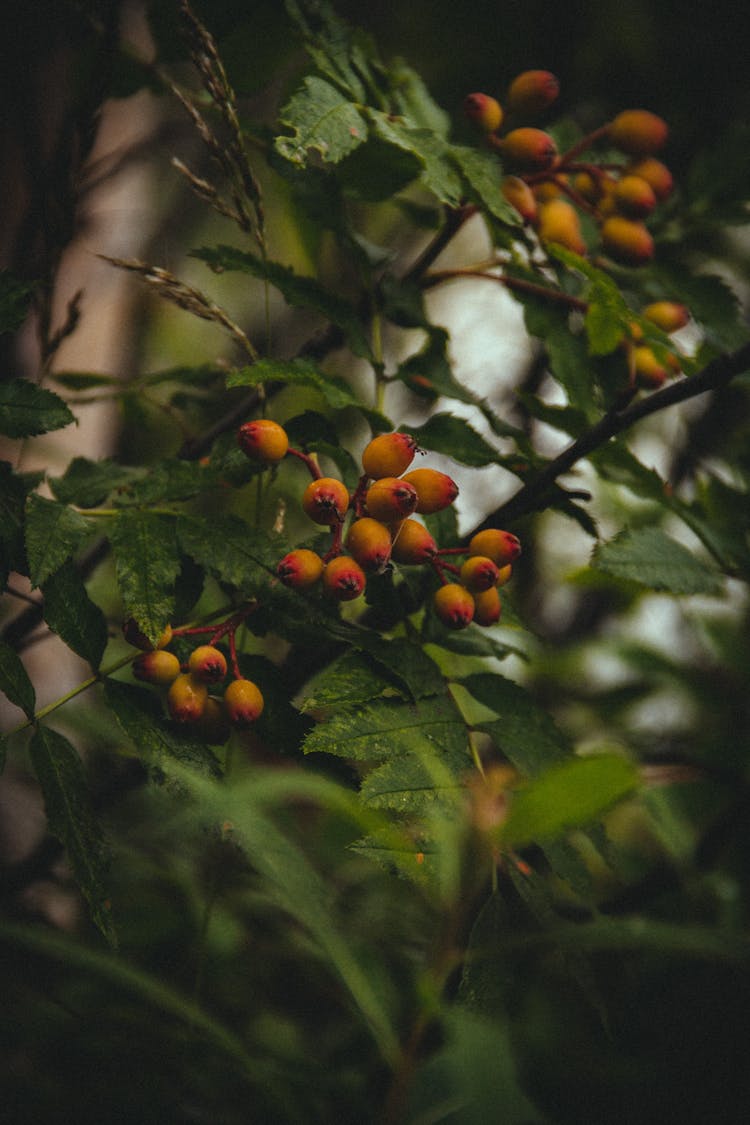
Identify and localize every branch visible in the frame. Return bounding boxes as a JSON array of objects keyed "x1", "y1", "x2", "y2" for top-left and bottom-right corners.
[{"x1": 481, "y1": 340, "x2": 750, "y2": 529}]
